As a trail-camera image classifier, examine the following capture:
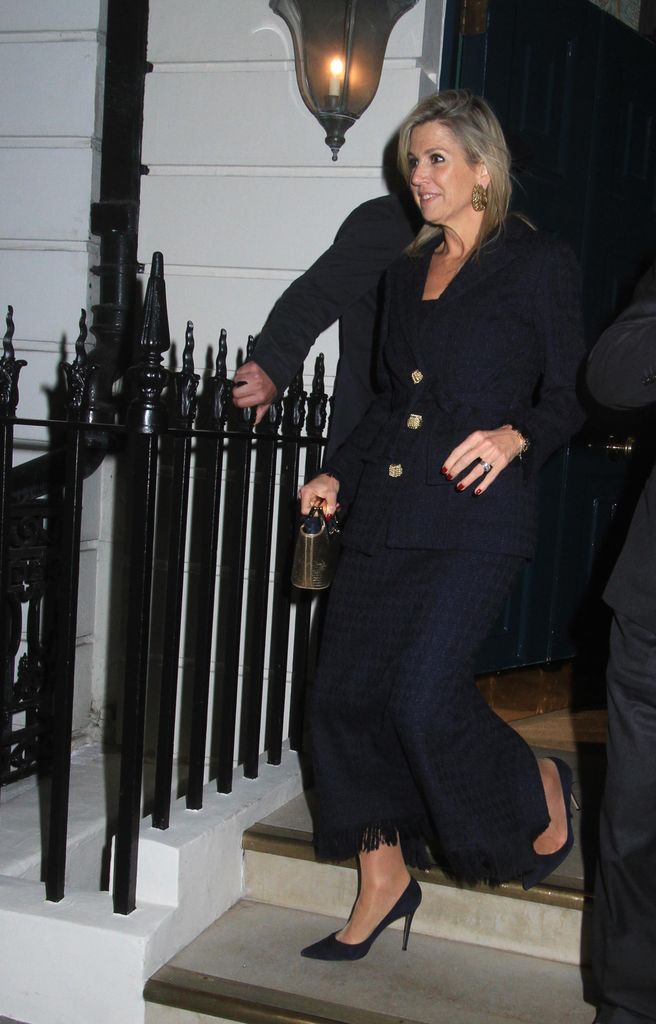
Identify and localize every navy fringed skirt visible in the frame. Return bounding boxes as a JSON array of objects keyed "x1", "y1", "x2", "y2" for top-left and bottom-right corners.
[{"x1": 310, "y1": 545, "x2": 550, "y2": 882}]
